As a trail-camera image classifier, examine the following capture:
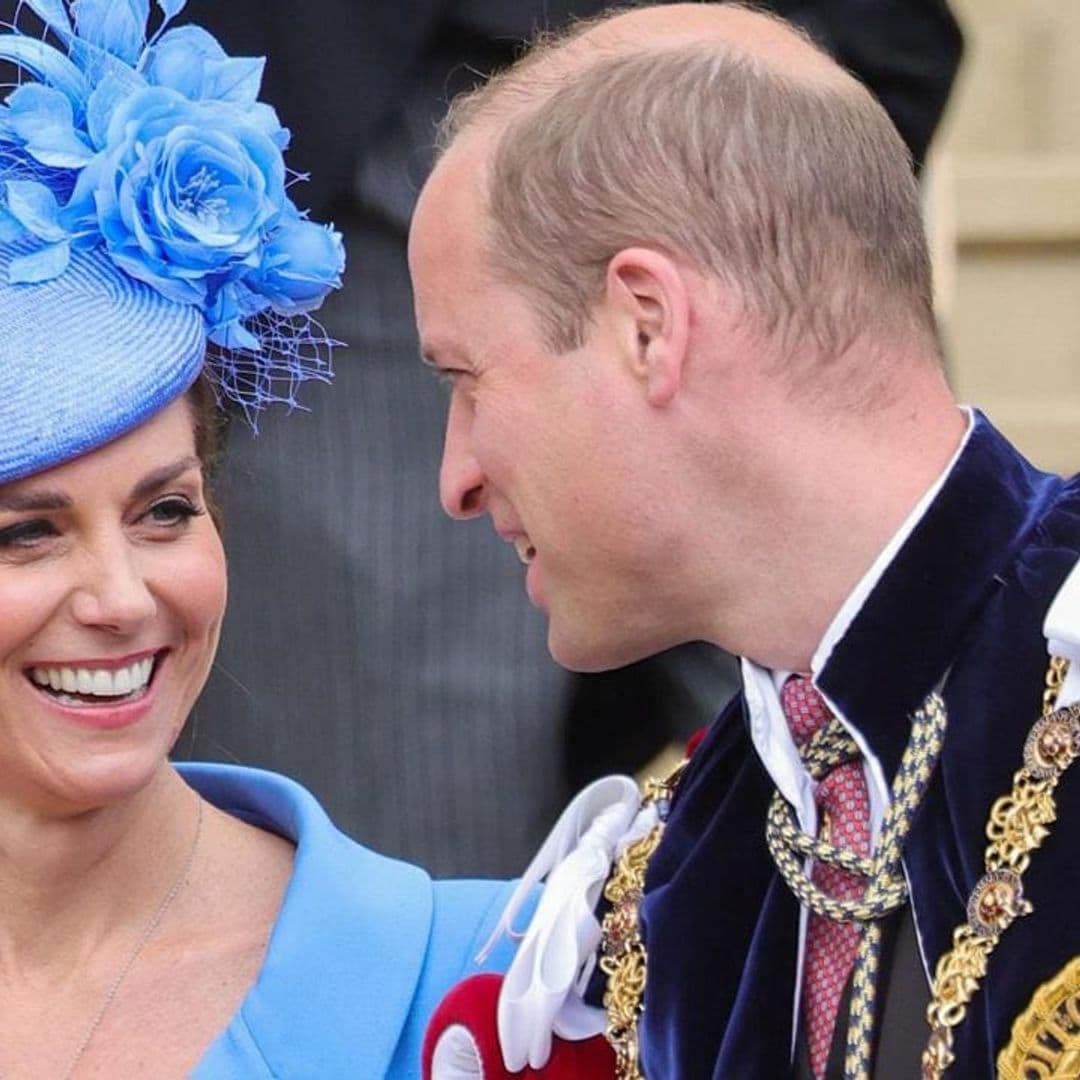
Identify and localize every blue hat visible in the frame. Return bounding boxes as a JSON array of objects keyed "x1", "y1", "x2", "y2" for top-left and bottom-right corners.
[
  {"x1": 0, "y1": 238, "x2": 204, "y2": 484},
  {"x1": 0, "y1": 0, "x2": 346, "y2": 483}
]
